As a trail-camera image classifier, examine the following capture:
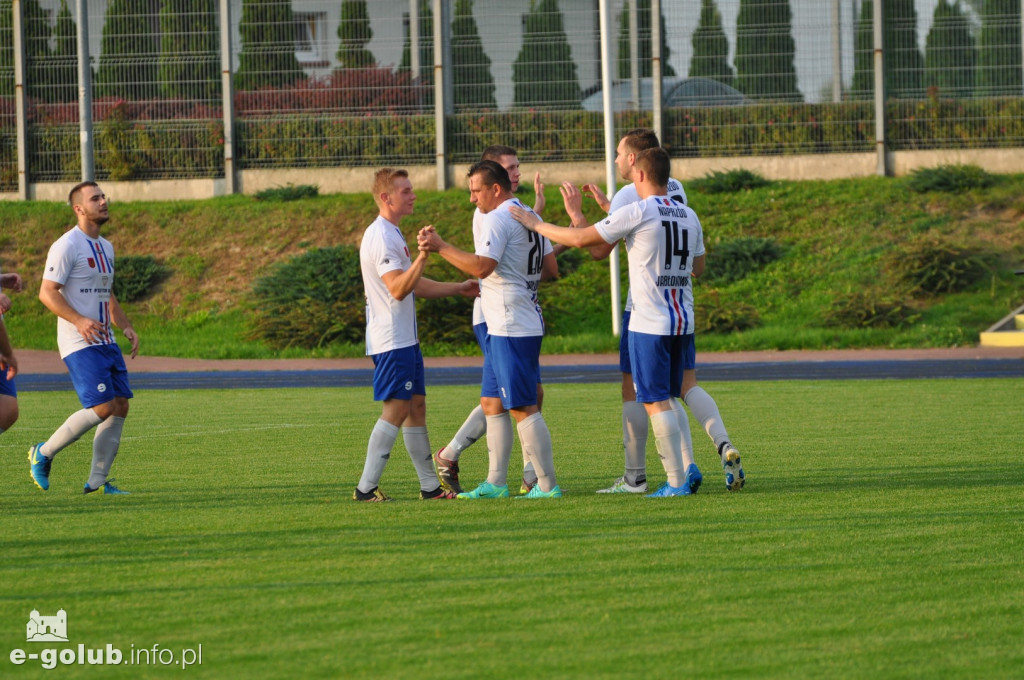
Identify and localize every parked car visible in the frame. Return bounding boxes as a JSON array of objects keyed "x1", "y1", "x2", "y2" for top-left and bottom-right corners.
[{"x1": 580, "y1": 77, "x2": 746, "y2": 111}]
